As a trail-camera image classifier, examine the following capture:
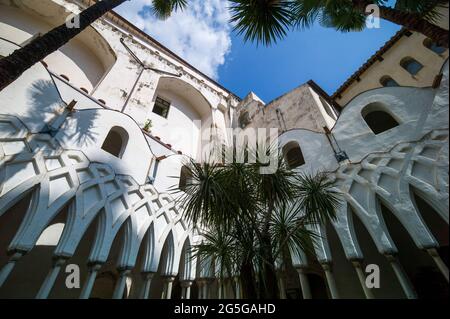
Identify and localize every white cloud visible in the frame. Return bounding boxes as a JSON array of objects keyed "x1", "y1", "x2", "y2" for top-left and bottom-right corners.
[{"x1": 116, "y1": 0, "x2": 232, "y2": 79}]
